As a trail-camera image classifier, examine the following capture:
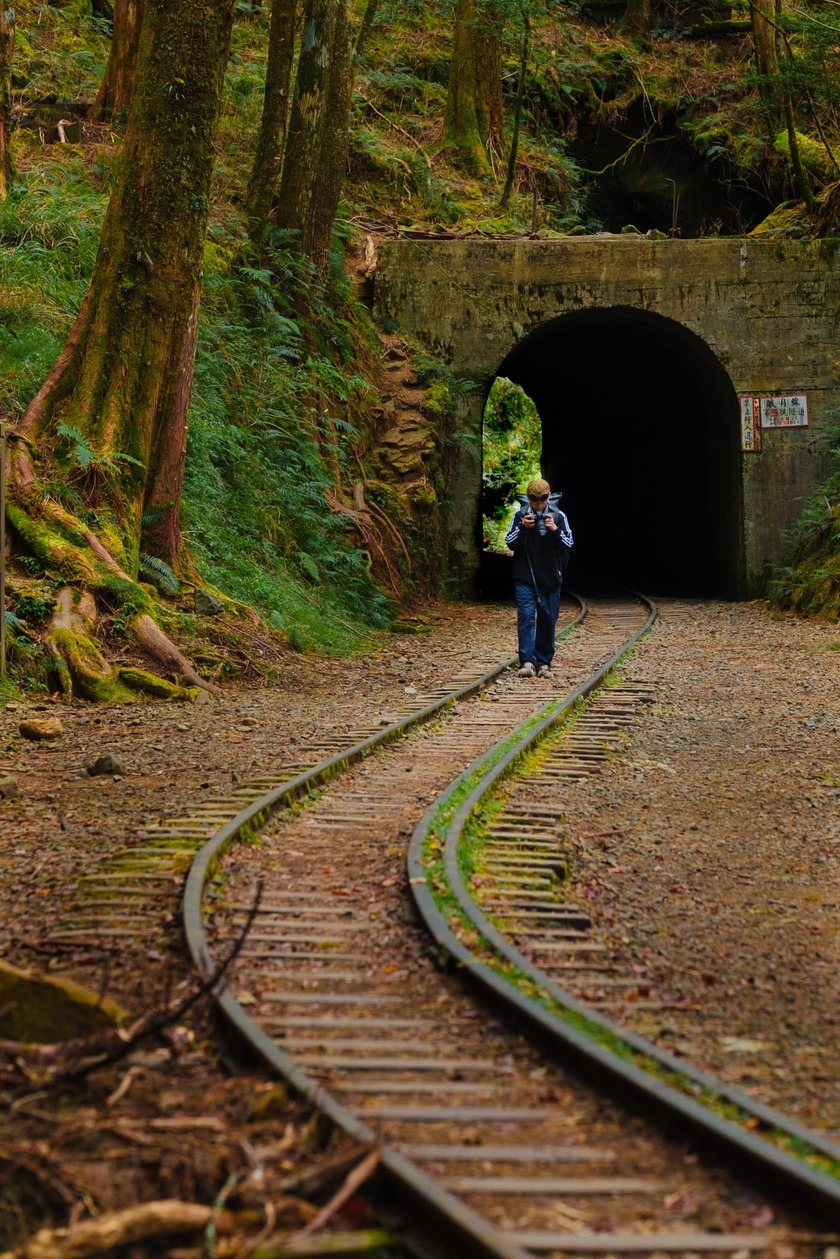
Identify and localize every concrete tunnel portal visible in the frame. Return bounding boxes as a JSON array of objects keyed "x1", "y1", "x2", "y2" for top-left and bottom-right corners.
[{"x1": 489, "y1": 306, "x2": 744, "y2": 598}]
